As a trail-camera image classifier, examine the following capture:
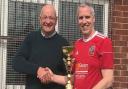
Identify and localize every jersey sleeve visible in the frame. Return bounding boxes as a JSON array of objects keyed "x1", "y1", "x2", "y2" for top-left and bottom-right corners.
[{"x1": 100, "y1": 38, "x2": 114, "y2": 69}]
